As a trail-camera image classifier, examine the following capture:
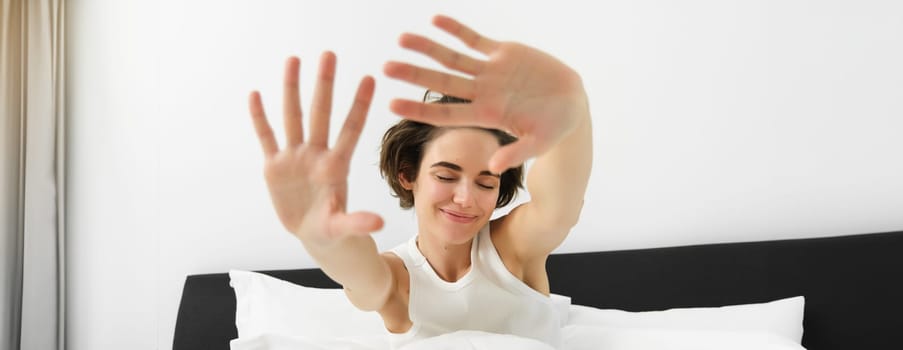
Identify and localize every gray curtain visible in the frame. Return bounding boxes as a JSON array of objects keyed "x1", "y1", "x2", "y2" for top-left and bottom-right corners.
[{"x1": 1, "y1": 0, "x2": 67, "y2": 349}]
